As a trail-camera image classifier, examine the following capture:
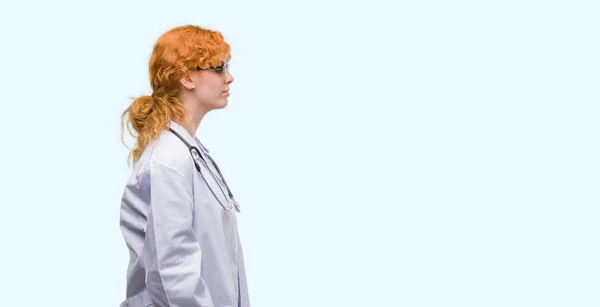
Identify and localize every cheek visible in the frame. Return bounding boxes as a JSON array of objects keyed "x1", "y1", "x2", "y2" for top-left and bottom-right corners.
[
  {"x1": 194, "y1": 77, "x2": 224, "y2": 101},
  {"x1": 196, "y1": 86, "x2": 216, "y2": 97},
  {"x1": 211, "y1": 83, "x2": 224, "y2": 97}
]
